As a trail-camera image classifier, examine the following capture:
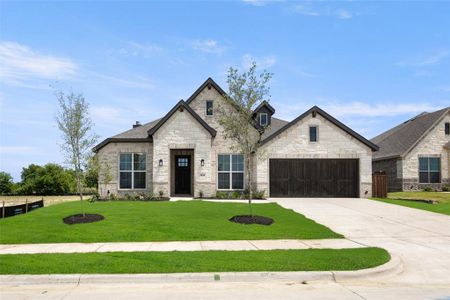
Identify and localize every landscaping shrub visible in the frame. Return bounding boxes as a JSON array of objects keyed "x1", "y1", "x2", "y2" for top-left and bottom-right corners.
[
  {"x1": 216, "y1": 191, "x2": 229, "y2": 199},
  {"x1": 231, "y1": 190, "x2": 242, "y2": 199},
  {"x1": 442, "y1": 185, "x2": 450, "y2": 192},
  {"x1": 422, "y1": 187, "x2": 433, "y2": 192}
]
